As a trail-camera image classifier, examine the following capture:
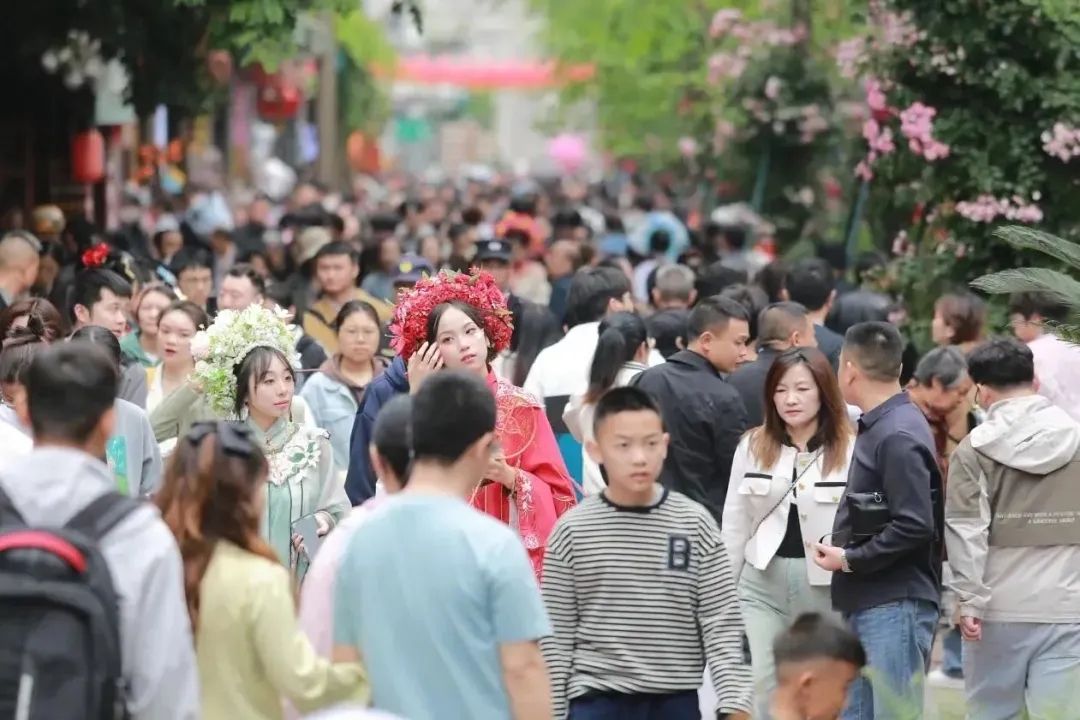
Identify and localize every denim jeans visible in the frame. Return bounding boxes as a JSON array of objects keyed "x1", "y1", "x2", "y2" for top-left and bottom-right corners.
[
  {"x1": 941, "y1": 625, "x2": 964, "y2": 678},
  {"x1": 842, "y1": 599, "x2": 937, "y2": 720}
]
